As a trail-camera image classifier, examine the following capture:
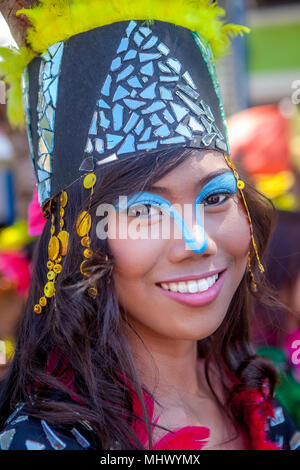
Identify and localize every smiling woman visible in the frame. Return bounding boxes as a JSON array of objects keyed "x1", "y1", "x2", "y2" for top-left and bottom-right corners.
[{"x1": 0, "y1": 0, "x2": 299, "y2": 452}]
